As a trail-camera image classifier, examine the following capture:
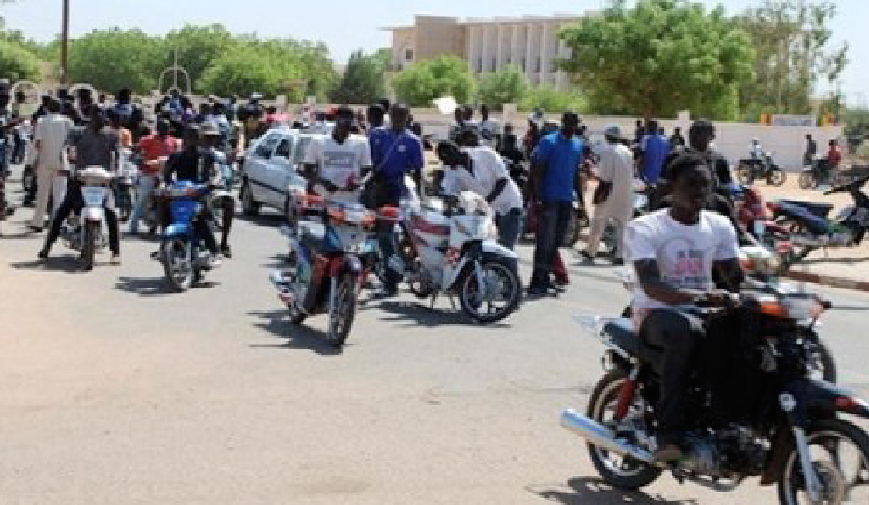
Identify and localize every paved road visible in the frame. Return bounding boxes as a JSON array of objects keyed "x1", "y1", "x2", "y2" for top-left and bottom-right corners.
[{"x1": 2, "y1": 168, "x2": 869, "y2": 504}]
